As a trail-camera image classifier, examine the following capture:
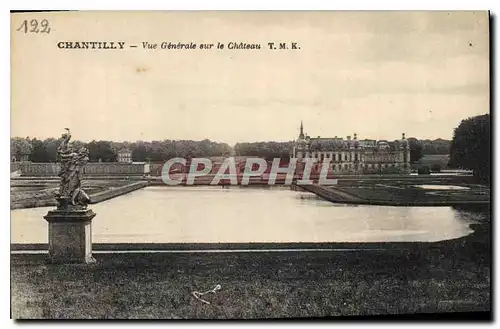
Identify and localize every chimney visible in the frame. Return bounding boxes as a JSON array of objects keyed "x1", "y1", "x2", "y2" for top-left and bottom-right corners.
[
  {"x1": 354, "y1": 133, "x2": 357, "y2": 140},
  {"x1": 347, "y1": 136, "x2": 351, "y2": 140}
]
